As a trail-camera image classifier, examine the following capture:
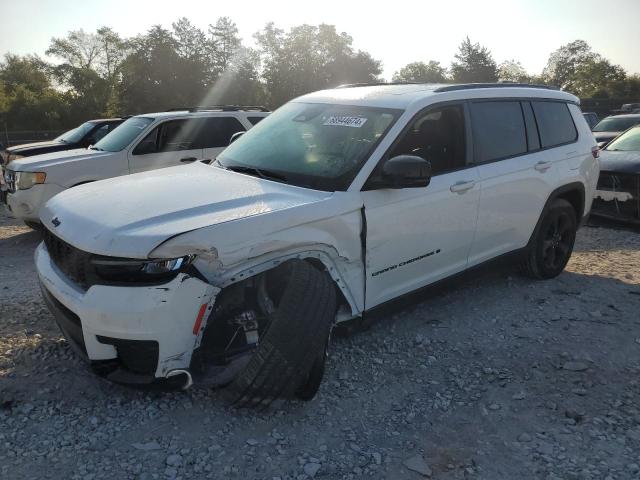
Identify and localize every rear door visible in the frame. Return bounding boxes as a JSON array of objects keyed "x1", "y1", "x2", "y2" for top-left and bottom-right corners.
[
  {"x1": 199, "y1": 116, "x2": 248, "y2": 161},
  {"x1": 128, "y1": 119, "x2": 204, "y2": 173},
  {"x1": 468, "y1": 100, "x2": 577, "y2": 266}
]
